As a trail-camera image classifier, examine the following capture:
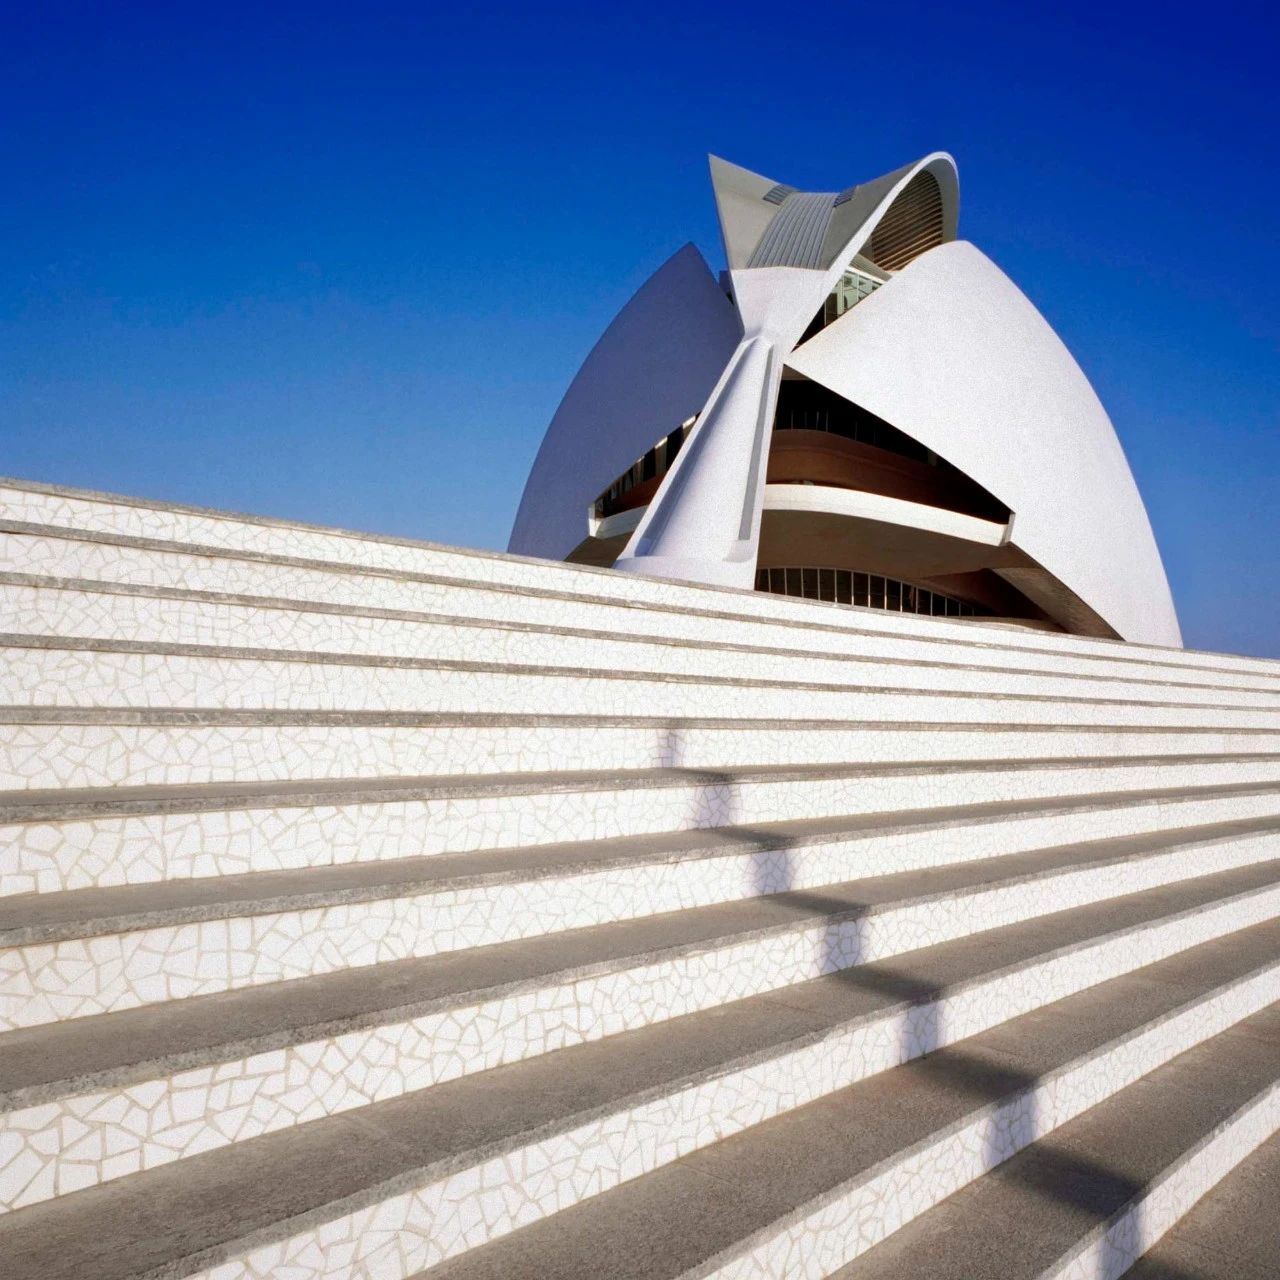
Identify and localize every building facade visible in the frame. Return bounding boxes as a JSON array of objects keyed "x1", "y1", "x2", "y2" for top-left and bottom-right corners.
[{"x1": 510, "y1": 154, "x2": 1181, "y2": 647}]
